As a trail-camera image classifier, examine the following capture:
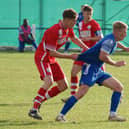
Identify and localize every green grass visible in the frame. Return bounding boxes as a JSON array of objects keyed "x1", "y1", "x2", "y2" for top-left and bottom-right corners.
[{"x1": 0, "y1": 51, "x2": 129, "y2": 129}]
